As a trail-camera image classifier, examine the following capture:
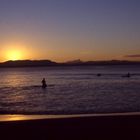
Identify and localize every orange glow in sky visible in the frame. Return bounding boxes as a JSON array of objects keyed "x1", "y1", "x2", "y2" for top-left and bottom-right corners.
[
  {"x1": 0, "y1": 1, "x2": 140, "y2": 62},
  {"x1": 6, "y1": 50, "x2": 22, "y2": 61},
  {"x1": 1, "y1": 43, "x2": 29, "y2": 61}
]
